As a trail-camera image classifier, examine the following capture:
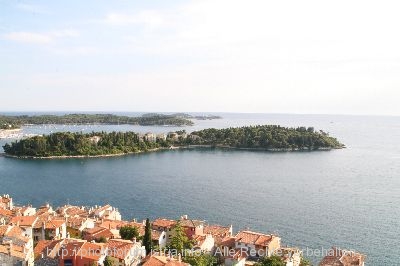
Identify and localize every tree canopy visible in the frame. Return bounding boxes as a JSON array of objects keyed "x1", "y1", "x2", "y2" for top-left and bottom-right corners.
[
  {"x1": 169, "y1": 221, "x2": 192, "y2": 254},
  {"x1": 255, "y1": 255, "x2": 286, "y2": 266},
  {"x1": 119, "y1": 225, "x2": 140, "y2": 240},
  {"x1": 3, "y1": 125, "x2": 344, "y2": 157}
]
